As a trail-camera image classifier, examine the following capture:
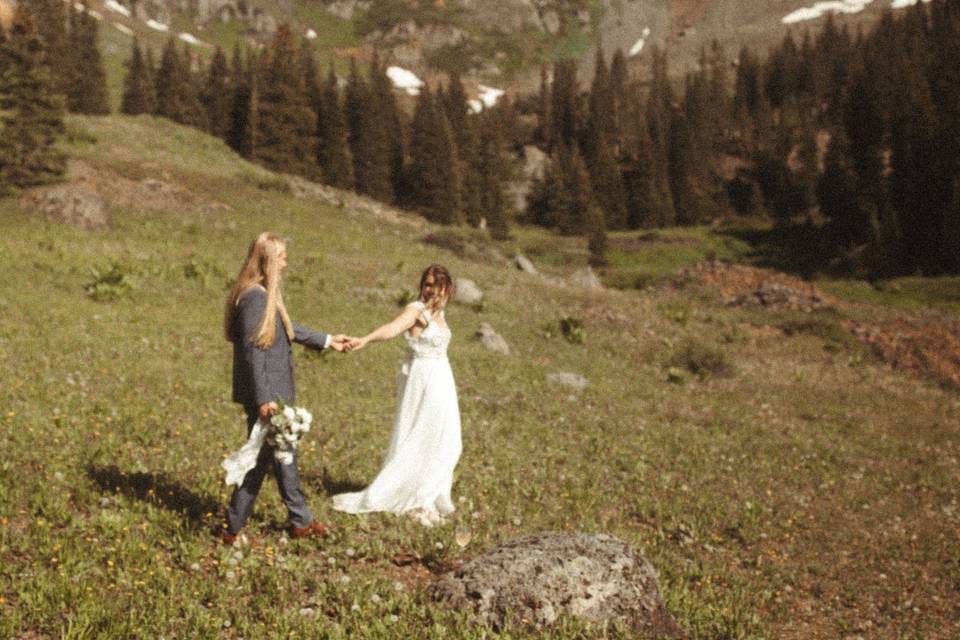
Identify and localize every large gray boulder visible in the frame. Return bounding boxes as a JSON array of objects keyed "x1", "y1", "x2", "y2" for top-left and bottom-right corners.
[
  {"x1": 476, "y1": 322, "x2": 510, "y2": 355},
  {"x1": 514, "y1": 254, "x2": 537, "y2": 274},
  {"x1": 21, "y1": 185, "x2": 109, "y2": 231},
  {"x1": 454, "y1": 278, "x2": 484, "y2": 306},
  {"x1": 432, "y1": 533, "x2": 685, "y2": 637}
]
